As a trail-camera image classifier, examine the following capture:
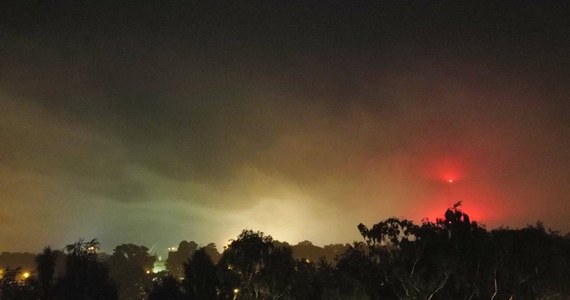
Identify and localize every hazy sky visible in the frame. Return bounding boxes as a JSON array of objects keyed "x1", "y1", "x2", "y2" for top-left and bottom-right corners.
[{"x1": 1, "y1": 1, "x2": 569, "y2": 254}]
